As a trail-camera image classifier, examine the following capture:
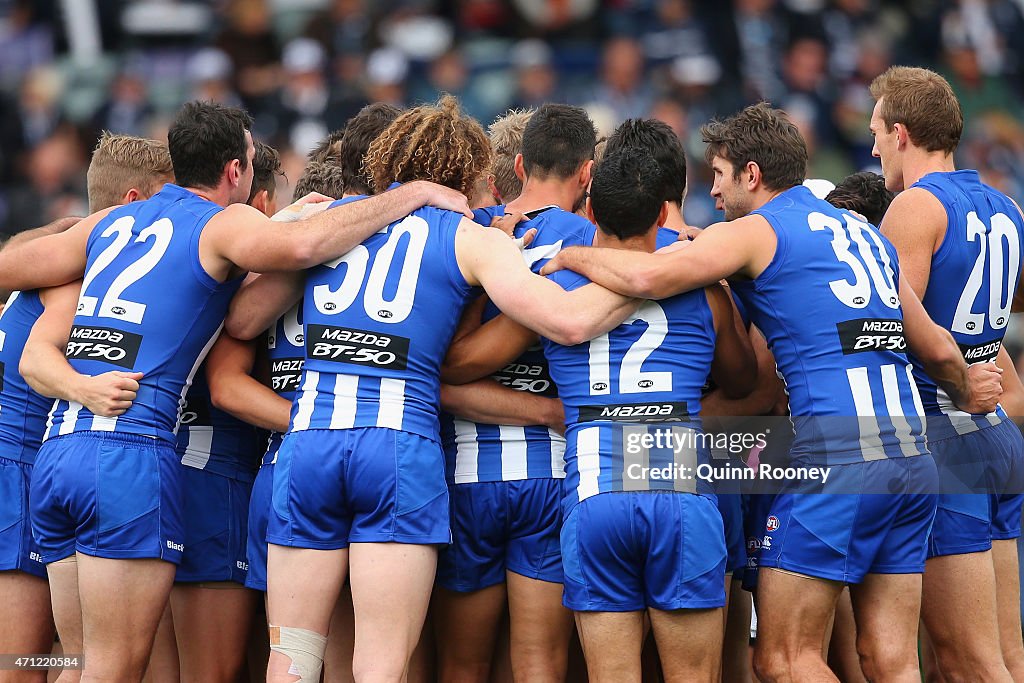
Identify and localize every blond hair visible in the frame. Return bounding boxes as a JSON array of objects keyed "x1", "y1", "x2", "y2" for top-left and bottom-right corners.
[
  {"x1": 869, "y1": 66, "x2": 963, "y2": 154},
  {"x1": 87, "y1": 131, "x2": 174, "y2": 211},
  {"x1": 487, "y1": 109, "x2": 533, "y2": 202},
  {"x1": 364, "y1": 95, "x2": 492, "y2": 199}
]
